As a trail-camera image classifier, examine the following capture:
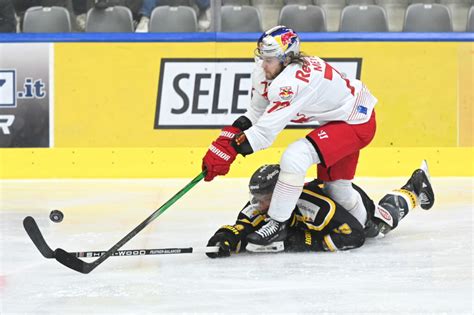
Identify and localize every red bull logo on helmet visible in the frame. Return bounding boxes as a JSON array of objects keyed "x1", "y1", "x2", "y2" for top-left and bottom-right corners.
[
  {"x1": 273, "y1": 28, "x2": 298, "y2": 51},
  {"x1": 280, "y1": 30, "x2": 297, "y2": 46}
]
